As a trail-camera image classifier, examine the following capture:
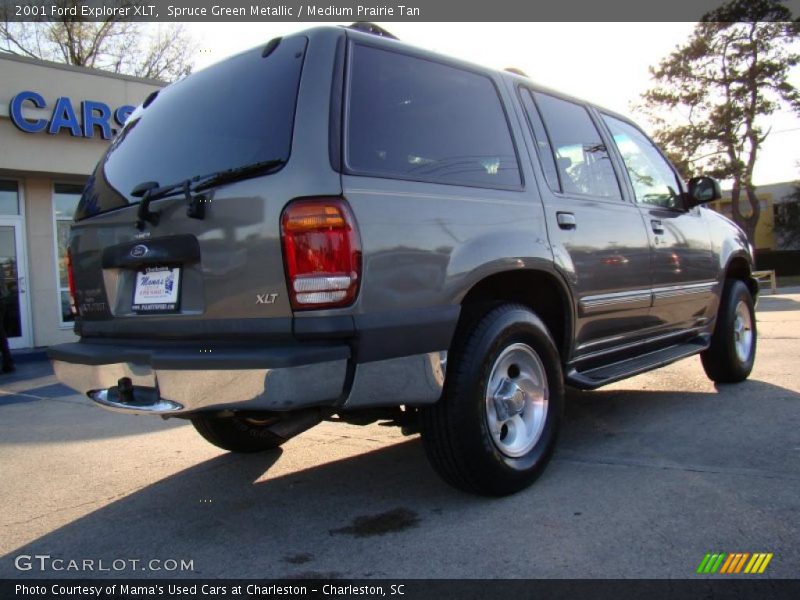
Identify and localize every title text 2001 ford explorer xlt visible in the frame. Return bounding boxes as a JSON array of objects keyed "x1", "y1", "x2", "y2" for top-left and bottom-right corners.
[{"x1": 48, "y1": 24, "x2": 758, "y2": 496}]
